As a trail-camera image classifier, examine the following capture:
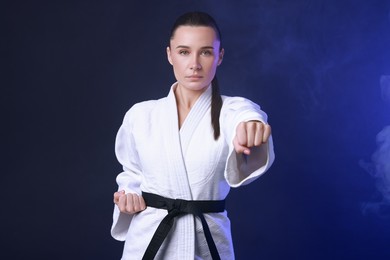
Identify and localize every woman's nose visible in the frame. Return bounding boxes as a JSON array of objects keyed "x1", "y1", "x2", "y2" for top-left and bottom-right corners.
[{"x1": 190, "y1": 55, "x2": 201, "y2": 70}]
